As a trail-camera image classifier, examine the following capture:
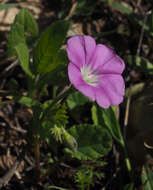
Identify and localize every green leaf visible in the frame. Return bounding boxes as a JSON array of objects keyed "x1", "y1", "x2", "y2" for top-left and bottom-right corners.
[
  {"x1": 91, "y1": 104, "x2": 122, "y2": 145},
  {"x1": 141, "y1": 165, "x2": 153, "y2": 190},
  {"x1": 35, "y1": 61, "x2": 68, "y2": 91},
  {"x1": 18, "y1": 96, "x2": 39, "y2": 107},
  {"x1": 8, "y1": 23, "x2": 25, "y2": 56},
  {"x1": 39, "y1": 120, "x2": 53, "y2": 142},
  {"x1": 136, "y1": 56, "x2": 153, "y2": 74},
  {"x1": 91, "y1": 104, "x2": 104, "y2": 126},
  {"x1": 33, "y1": 20, "x2": 70, "y2": 74},
  {"x1": 74, "y1": 0, "x2": 97, "y2": 15},
  {"x1": 67, "y1": 91, "x2": 88, "y2": 109},
  {"x1": 123, "y1": 183, "x2": 134, "y2": 190},
  {"x1": 62, "y1": 129, "x2": 78, "y2": 152},
  {"x1": 8, "y1": 9, "x2": 38, "y2": 56},
  {"x1": 125, "y1": 83, "x2": 145, "y2": 97},
  {"x1": 14, "y1": 9, "x2": 38, "y2": 44},
  {"x1": 51, "y1": 125, "x2": 64, "y2": 143},
  {"x1": 101, "y1": 107, "x2": 122, "y2": 143},
  {"x1": 52, "y1": 103, "x2": 68, "y2": 126},
  {"x1": 126, "y1": 55, "x2": 134, "y2": 66},
  {"x1": 45, "y1": 49, "x2": 68, "y2": 74},
  {"x1": 66, "y1": 124, "x2": 112, "y2": 160},
  {"x1": 112, "y1": 2, "x2": 133, "y2": 14},
  {"x1": 0, "y1": 3, "x2": 19, "y2": 10},
  {"x1": 126, "y1": 54, "x2": 153, "y2": 74},
  {"x1": 15, "y1": 43, "x2": 33, "y2": 77},
  {"x1": 42, "y1": 101, "x2": 68, "y2": 127}
]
